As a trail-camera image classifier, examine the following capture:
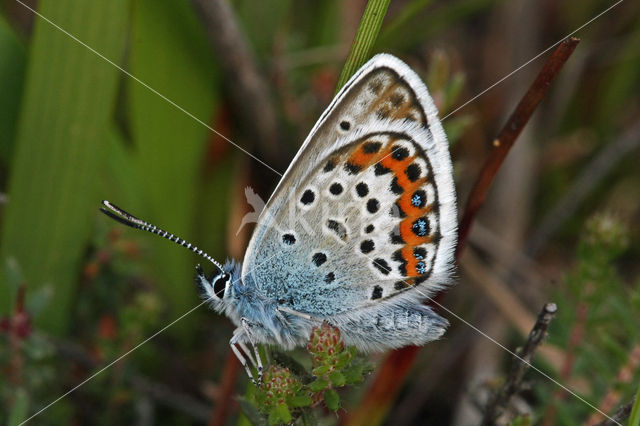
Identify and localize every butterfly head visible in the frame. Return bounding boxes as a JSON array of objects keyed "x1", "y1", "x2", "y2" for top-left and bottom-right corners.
[{"x1": 196, "y1": 260, "x2": 241, "y2": 308}]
